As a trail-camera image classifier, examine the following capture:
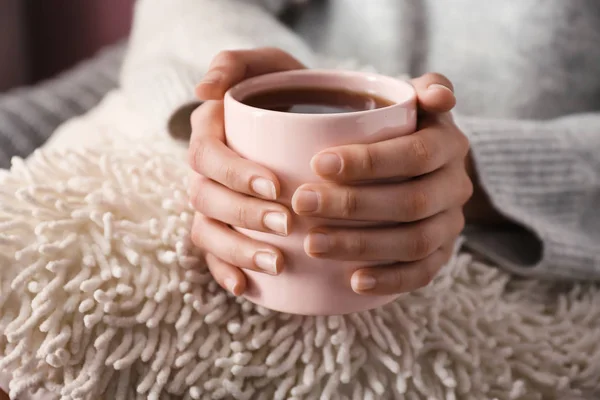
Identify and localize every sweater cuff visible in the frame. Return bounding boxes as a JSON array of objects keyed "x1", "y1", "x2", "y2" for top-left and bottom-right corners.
[
  {"x1": 456, "y1": 115, "x2": 599, "y2": 279},
  {"x1": 121, "y1": 58, "x2": 203, "y2": 132}
]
